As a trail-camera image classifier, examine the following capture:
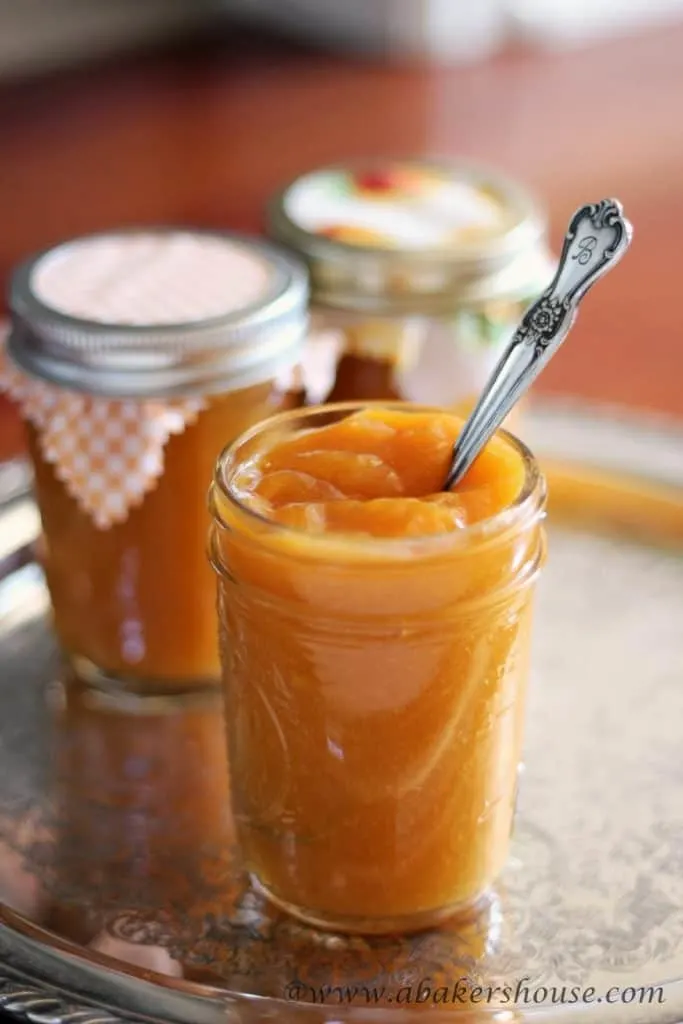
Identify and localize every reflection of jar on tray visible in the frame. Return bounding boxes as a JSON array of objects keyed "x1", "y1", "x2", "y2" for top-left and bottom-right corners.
[
  {"x1": 1, "y1": 230, "x2": 308, "y2": 695},
  {"x1": 268, "y1": 160, "x2": 554, "y2": 431},
  {"x1": 47, "y1": 678, "x2": 234, "y2": 944}
]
